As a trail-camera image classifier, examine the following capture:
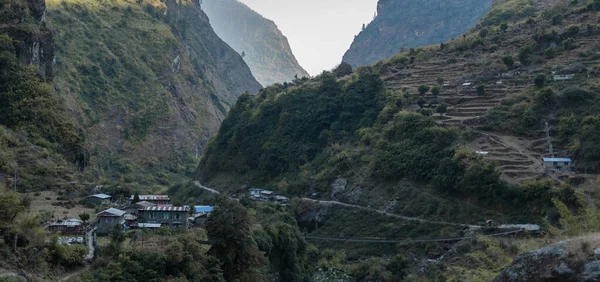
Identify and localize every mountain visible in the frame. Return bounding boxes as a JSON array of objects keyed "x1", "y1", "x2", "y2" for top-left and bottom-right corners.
[
  {"x1": 342, "y1": 0, "x2": 494, "y2": 67},
  {"x1": 40, "y1": 0, "x2": 261, "y2": 189},
  {"x1": 201, "y1": 0, "x2": 310, "y2": 86},
  {"x1": 197, "y1": 0, "x2": 600, "y2": 279}
]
